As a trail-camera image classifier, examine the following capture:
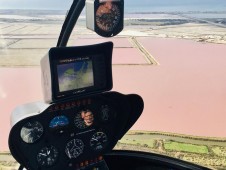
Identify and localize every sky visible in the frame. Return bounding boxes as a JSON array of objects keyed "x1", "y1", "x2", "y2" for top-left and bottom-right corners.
[
  {"x1": 0, "y1": 0, "x2": 73, "y2": 10},
  {"x1": 0, "y1": 0, "x2": 226, "y2": 11}
]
